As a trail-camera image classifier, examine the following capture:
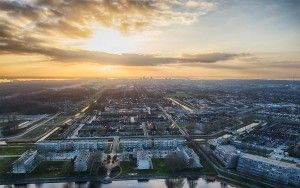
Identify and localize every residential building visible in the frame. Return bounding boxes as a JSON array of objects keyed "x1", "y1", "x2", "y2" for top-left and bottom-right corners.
[
  {"x1": 178, "y1": 147, "x2": 202, "y2": 168},
  {"x1": 74, "y1": 150, "x2": 92, "y2": 172},
  {"x1": 237, "y1": 153, "x2": 300, "y2": 186},
  {"x1": 136, "y1": 150, "x2": 152, "y2": 169},
  {"x1": 12, "y1": 150, "x2": 40, "y2": 174},
  {"x1": 212, "y1": 145, "x2": 239, "y2": 169}
]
